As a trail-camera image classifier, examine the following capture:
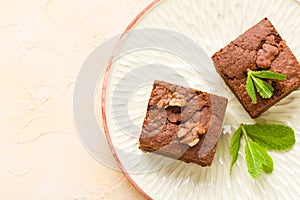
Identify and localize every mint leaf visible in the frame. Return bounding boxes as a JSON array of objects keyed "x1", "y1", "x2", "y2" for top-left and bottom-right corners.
[
  {"x1": 251, "y1": 70, "x2": 287, "y2": 80},
  {"x1": 243, "y1": 124, "x2": 295, "y2": 150},
  {"x1": 245, "y1": 140, "x2": 263, "y2": 178},
  {"x1": 242, "y1": 125, "x2": 264, "y2": 178},
  {"x1": 230, "y1": 123, "x2": 295, "y2": 179},
  {"x1": 246, "y1": 73, "x2": 257, "y2": 104},
  {"x1": 245, "y1": 70, "x2": 286, "y2": 104},
  {"x1": 251, "y1": 76, "x2": 274, "y2": 99},
  {"x1": 230, "y1": 127, "x2": 242, "y2": 174},
  {"x1": 251, "y1": 142, "x2": 273, "y2": 174}
]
